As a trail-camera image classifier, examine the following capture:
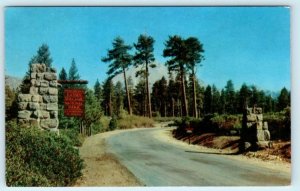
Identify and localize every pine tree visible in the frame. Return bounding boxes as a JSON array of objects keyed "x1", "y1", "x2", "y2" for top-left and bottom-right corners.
[
  {"x1": 211, "y1": 85, "x2": 221, "y2": 114},
  {"x1": 94, "y1": 79, "x2": 102, "y2": 101},
  {"x1": 203, "y1": 85, "x2": 212, "y2": 114},
  {"x1": 277, "y1": 87, "x2": 290, "y2": 111},
  {"x1": 102, "y1": 37, "x2": 133, "y2": 115},
  {"x1": 68, "y1": 59, "x2": 80, "y2": 80},
  {"x1": 102, "y1": 78, "x2": 115, "y2": 116},
  {"x1": 133, "y1": 34, "x2": 156, "y2": 118},
  {"x1": 186, "y1": 37, "x2": 205, "y2": 118},
  {"x1": 224, "y1": 80, "x2": 236, "y2": 114},
  {"x1": 114, "y1": 81, "x2": 124, "y2": 116},
  {"x1": 163, "y1": 35, "x2": 189, "y2": 116}
]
